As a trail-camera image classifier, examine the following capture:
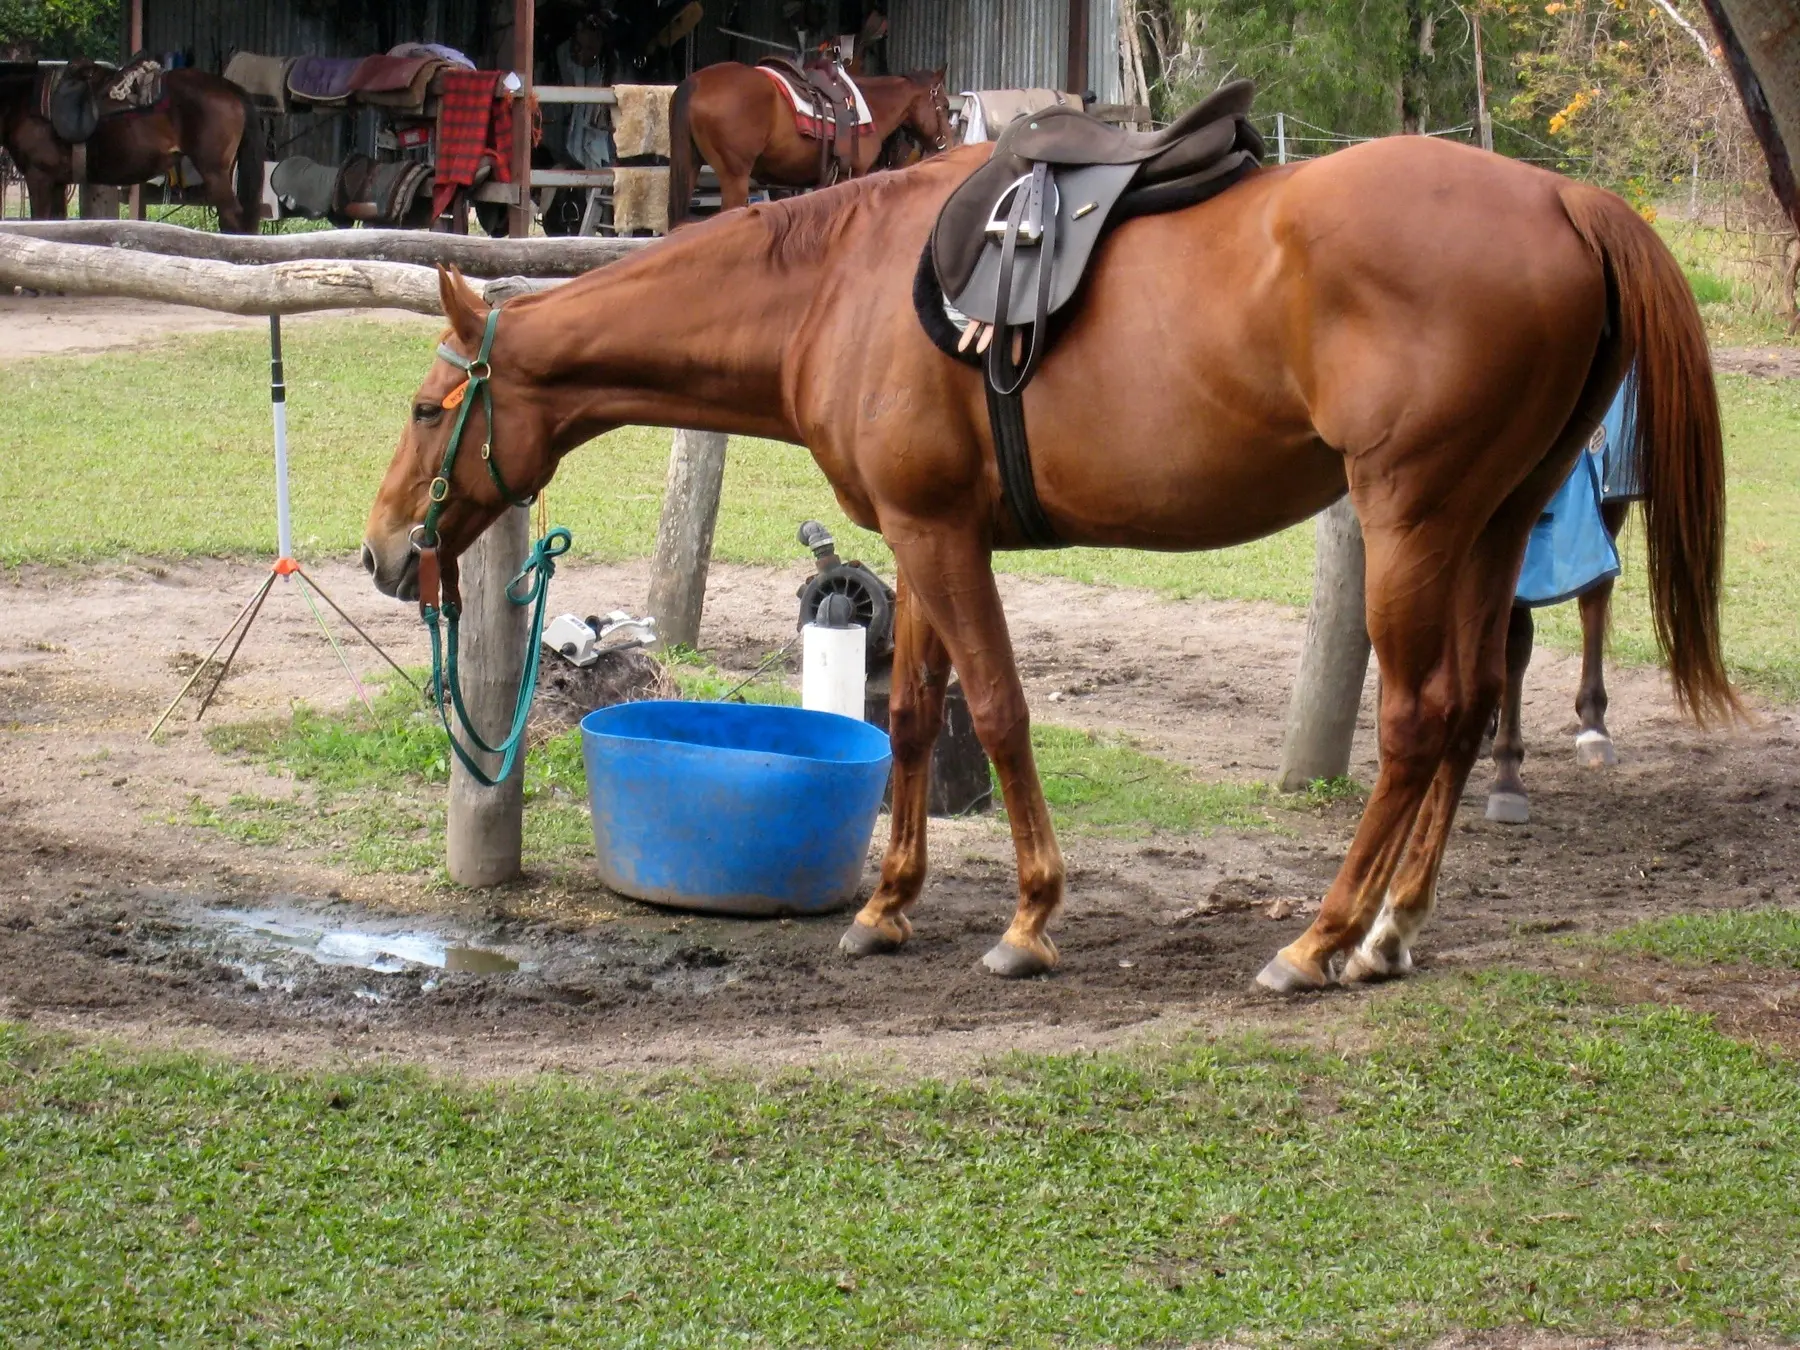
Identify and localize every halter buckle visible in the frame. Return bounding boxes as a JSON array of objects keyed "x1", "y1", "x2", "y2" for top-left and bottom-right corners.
[{"x1": 428, "y1": 476, "x2": 450, "y2": 503}]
